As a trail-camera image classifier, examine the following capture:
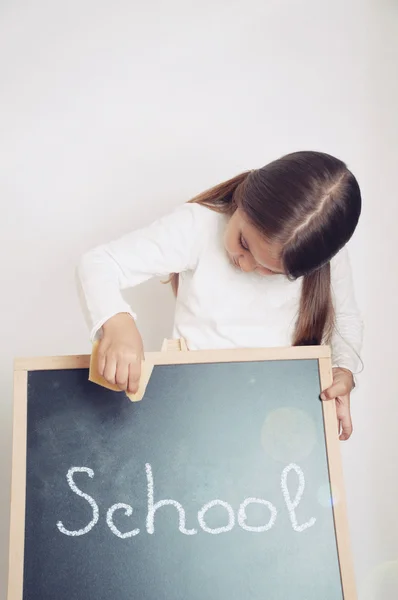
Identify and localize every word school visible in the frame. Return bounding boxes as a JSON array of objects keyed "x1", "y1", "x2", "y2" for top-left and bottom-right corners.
[{"x1": 57, "y1": 462, "x2": 317, "y2": 539}]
